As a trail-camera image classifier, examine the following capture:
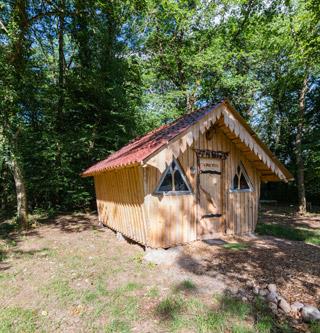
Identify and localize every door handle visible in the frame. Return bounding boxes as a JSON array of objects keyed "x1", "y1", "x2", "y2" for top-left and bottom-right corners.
[
  {"x1": 201, "y1": 213, "x2": 222, "y2": 218},
  {"x1": 200, "y1": 170, "x2": 221, "y2": 175}
]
